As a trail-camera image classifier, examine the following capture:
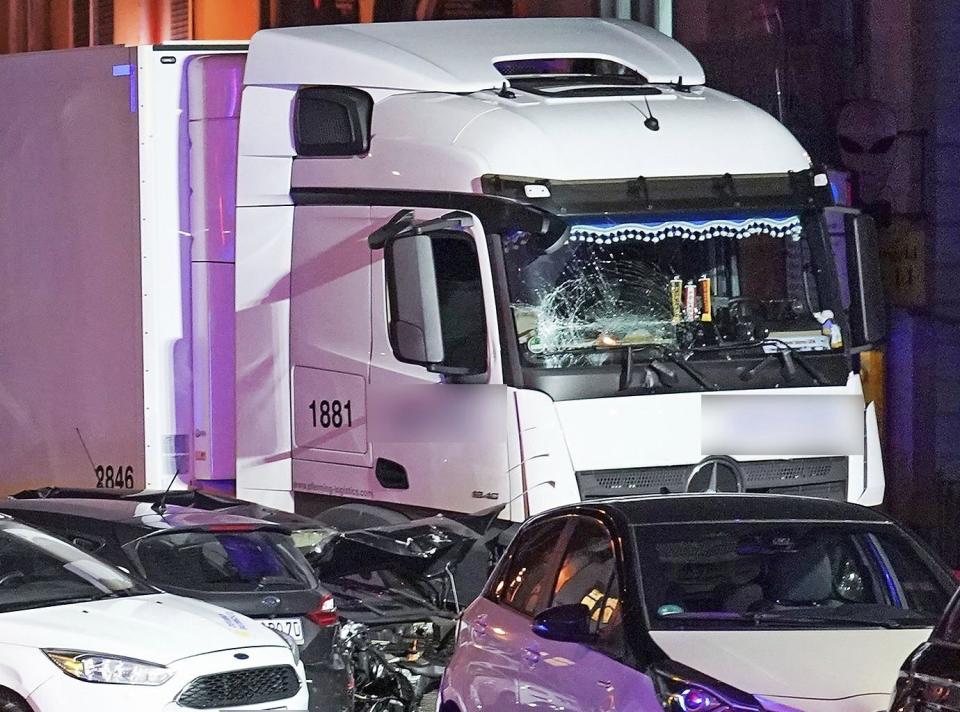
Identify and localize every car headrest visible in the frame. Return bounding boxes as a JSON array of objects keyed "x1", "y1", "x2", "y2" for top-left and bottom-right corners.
[{"x1": 767, "y1": 543, "x2": 834, "y2": 604}]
